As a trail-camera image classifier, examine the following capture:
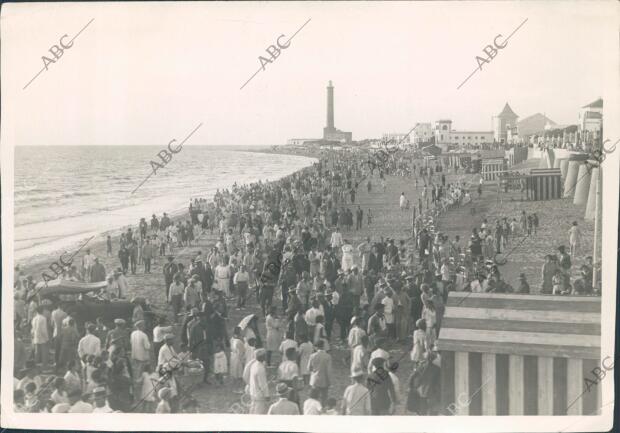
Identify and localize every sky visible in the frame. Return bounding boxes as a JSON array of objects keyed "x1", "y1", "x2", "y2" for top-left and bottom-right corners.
[{"x1": 2, "y1": 1, "x2": 618, "y2": 146}]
